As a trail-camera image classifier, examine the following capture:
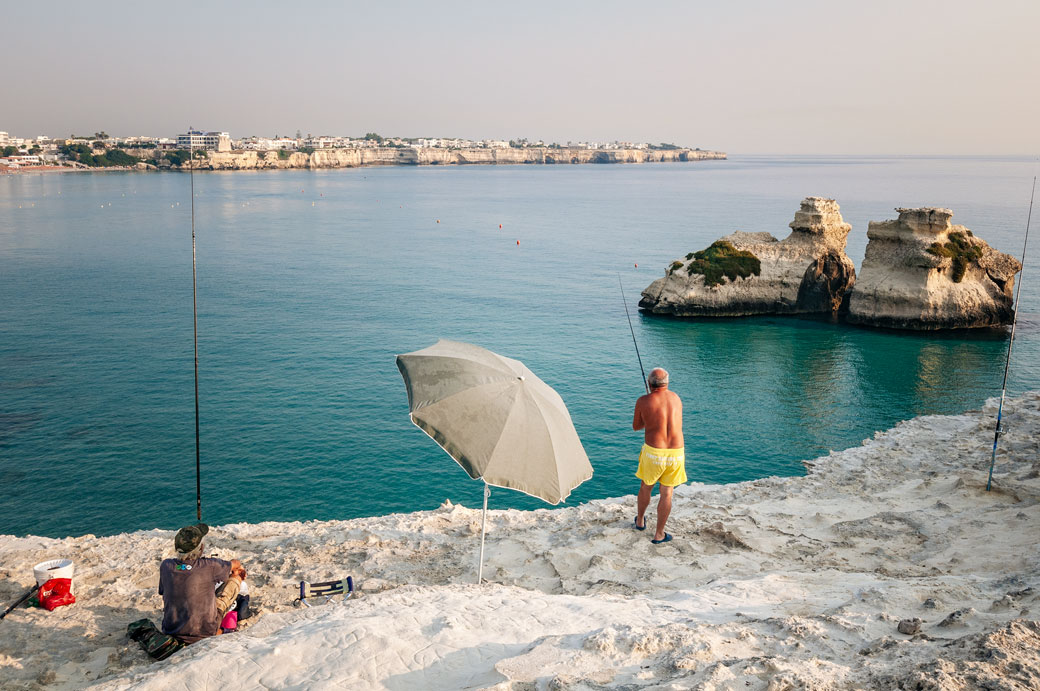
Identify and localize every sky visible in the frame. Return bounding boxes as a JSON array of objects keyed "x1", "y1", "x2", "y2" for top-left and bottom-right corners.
[{"x1": 4, "y1": 0, "x2": 1039, "y2": 154}]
